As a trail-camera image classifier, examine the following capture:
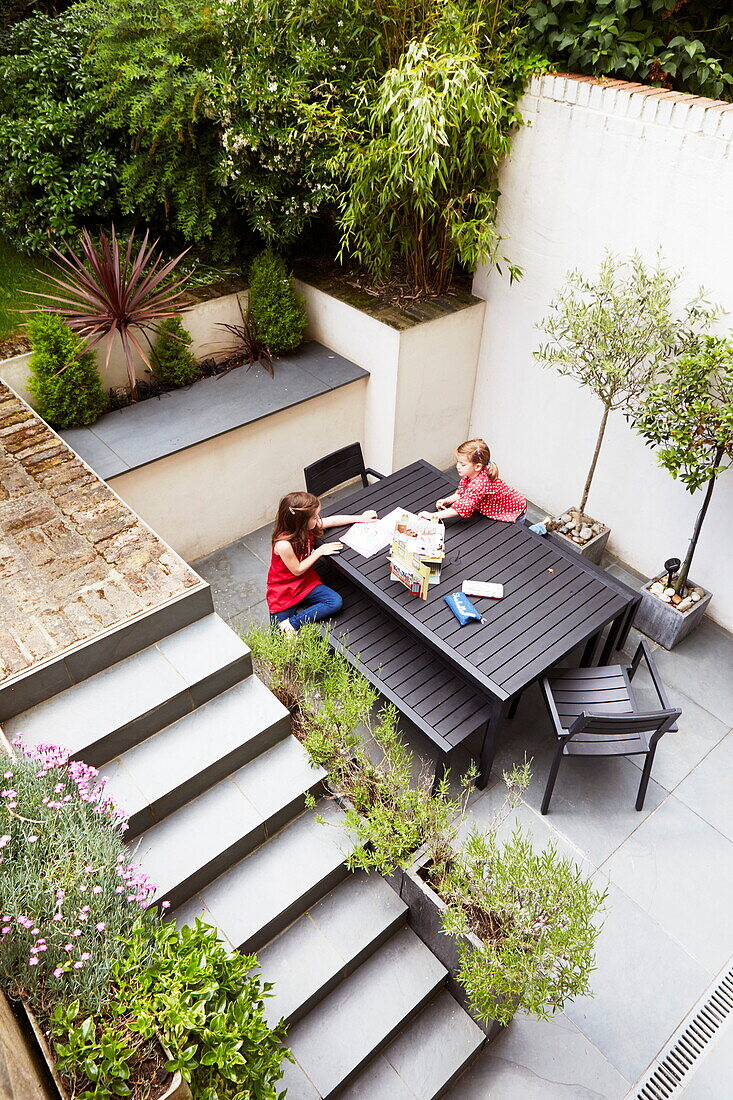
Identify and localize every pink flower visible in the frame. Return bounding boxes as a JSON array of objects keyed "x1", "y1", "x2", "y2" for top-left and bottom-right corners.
[
  {"x1": 64, "y1": 944, "x2": 73, "y2": 951},
  {"x1": 27, "y1": 836, "x2": 38, "y2": 843},
  {"x1": 7, "y1": 803, "x2": 16, "y2": 810},
  {"x1": 73, "y1": 961, "x2": 83, "y2": 969},
  {"x1": 71, "y1": 929, "x2": 81, "y2": 937},
  {"x1": 0, "y1": 836, "x2": 10, "y2": 848},
  {"x1": 1, "y1": 927, "x2": 10, "y2": 935},
  {"x1": 95, "y1": 922, "x2": 105, "y2": 931},
  {"x1": 92, "y1": 886, "x2": 102, "y2": 894},
  {"x1": 28, "y1": 958, "x2": 38, "y2": 966},
  {"x1": 84, "y1": 866, "x2": 94, "y2": 874},
  {"x1": 52, "y1": 914, "x2": 62, "y2": 922},
  {"x1": 53, "y1": 968, "x2": 63, "y2": 978},
  {"x1": 55, "y1": 784, "x2": 65, "y2": 793},
  {"x1": 2, "y1": 772, "x2": 11, "y2": 779},
  {"x1": 115, "y1": 886, "x2": 124, "y2": 894},
  {"x1": 81, "y1": 952, "x2": 91, "y2": 961},
  {"x1": 161, "y1": 901, "x2": 171, "y2": 910}
]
